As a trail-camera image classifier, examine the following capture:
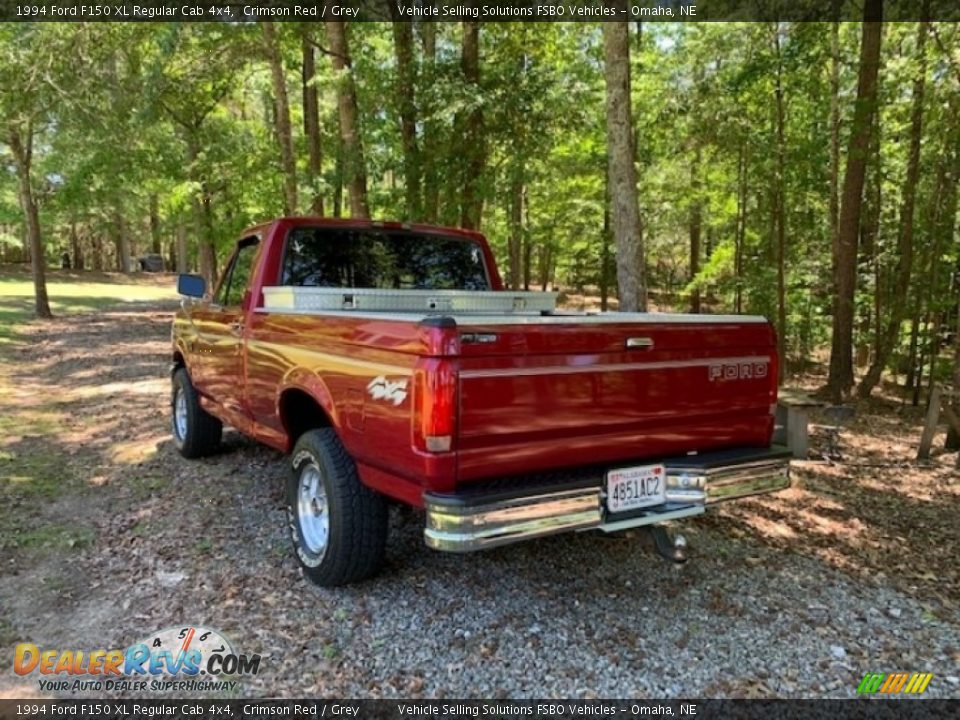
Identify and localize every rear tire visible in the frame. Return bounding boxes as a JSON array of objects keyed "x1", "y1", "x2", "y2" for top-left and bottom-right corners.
[
  {"x1": 171, "y1": 367, "x2": 222, "y2": 458},
  {"x1": 287, "y1": 429, "x2": 388, "y2": 587}
]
